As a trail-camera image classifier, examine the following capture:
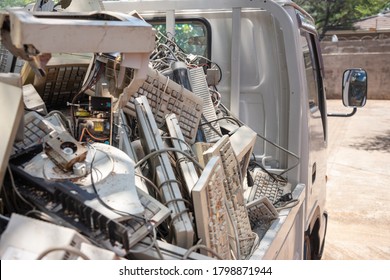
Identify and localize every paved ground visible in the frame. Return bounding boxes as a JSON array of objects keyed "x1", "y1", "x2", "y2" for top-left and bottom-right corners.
[{"x1": 323, "y1": 100, "x2": 390, "y2": 260}]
